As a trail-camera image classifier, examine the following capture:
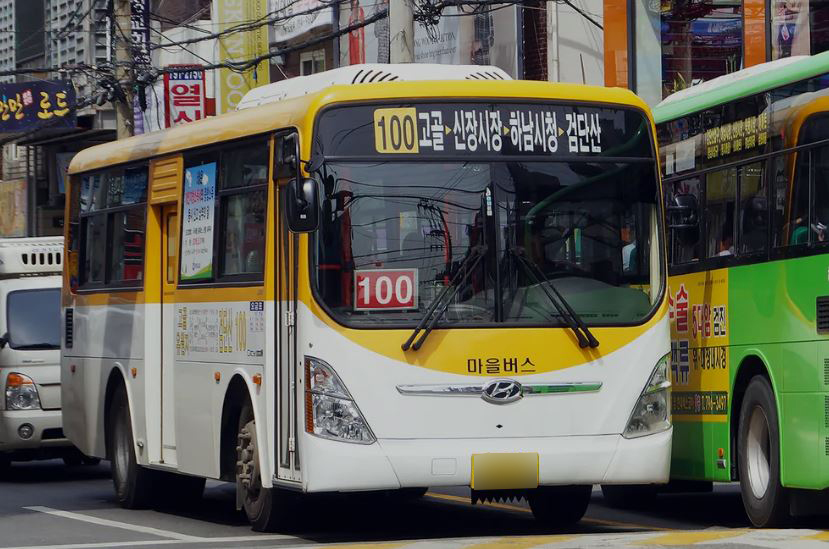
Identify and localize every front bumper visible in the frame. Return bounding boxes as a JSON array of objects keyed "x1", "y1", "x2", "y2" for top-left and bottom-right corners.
[
  {"x1": 298, "y1": 427, "x2": 672, "y2": 492},
  {"x1": 0, "y1": 409, "x2": 71, "y2": 454}
]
